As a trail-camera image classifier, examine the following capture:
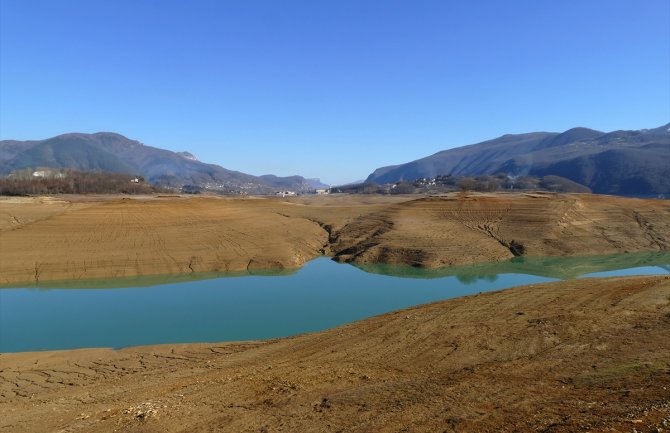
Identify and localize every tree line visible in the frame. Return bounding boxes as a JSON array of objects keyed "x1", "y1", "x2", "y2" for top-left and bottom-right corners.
[{"x1": 0, "y1": 169, "x2": 169, "y2": 195}]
